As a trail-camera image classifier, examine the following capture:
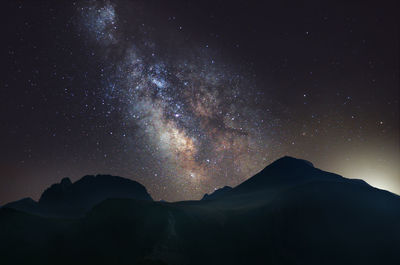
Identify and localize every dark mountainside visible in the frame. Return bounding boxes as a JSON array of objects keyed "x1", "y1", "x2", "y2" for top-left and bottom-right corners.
[
  {"x1": 4, "y1": 174, "x2": 153, "y2": 217},
  {"x1": 1, "y1": 156, "x2": 400, "y2": 265}
]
